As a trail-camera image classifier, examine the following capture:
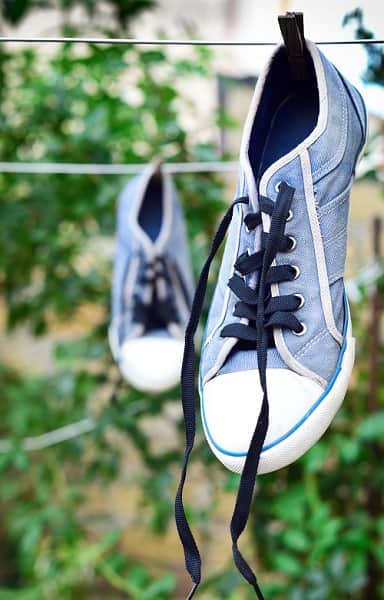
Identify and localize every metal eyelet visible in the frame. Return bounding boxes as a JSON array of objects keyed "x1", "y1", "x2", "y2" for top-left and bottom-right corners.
[
  {"x1": 293, "y1": 322, "x2": 307, "y2": 336},
  {"x1": 294, "y1": 293, "x2": 305, "y2": 309},
  {"x1": 291, "y1": 265, "x2": 300, "y2": 280},
  {"x1": 274, "y1": 180, "x2": 282, "y2": 193},
  {"x1": 286, "y1": 209, "x2": 293, "y2": 222},
  {"x1": 288, "y1": 236, "x2": 297, "y2": 251}
]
